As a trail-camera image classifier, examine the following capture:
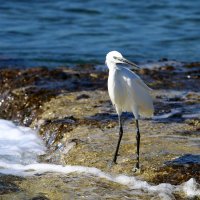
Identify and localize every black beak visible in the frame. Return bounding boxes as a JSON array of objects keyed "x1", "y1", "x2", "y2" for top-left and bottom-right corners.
[
  {"x1": 122, "y1": 58, "x2": 140, "y2": 70},
  {"x1": 114, "y1": 56, "x2": 140, "y2": 70}
]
